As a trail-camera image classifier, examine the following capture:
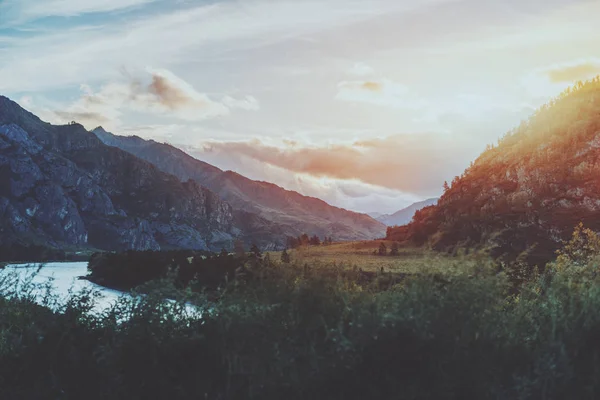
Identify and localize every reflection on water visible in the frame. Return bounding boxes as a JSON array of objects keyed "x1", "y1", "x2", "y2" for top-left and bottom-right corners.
[
  {"x1": 2, "y1": 262, "x2": 130, "y2": 313},
  {"x1": 2, "y1": 262, "x2": 202, "y2": 318}
]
